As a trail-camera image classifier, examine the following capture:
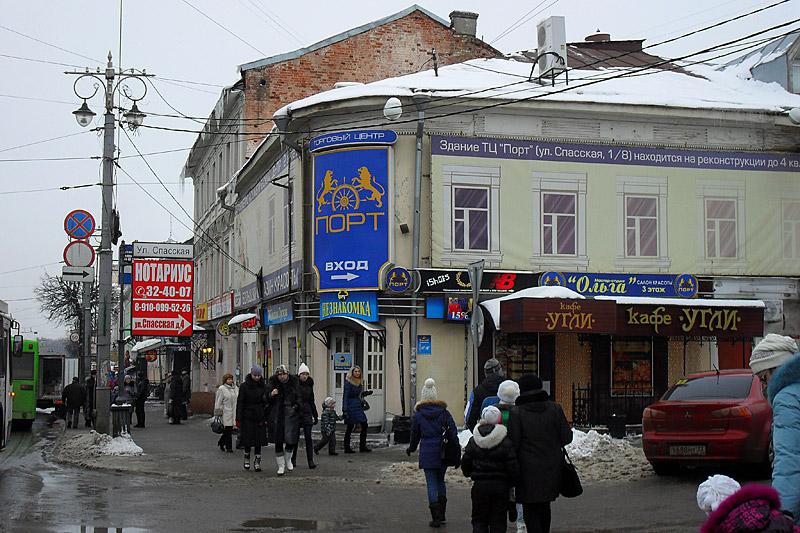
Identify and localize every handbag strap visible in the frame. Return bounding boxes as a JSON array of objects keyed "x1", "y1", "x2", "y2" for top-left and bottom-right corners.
[{"x1": 561, "y1": 446, "x2": 575, "y2": 465}]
